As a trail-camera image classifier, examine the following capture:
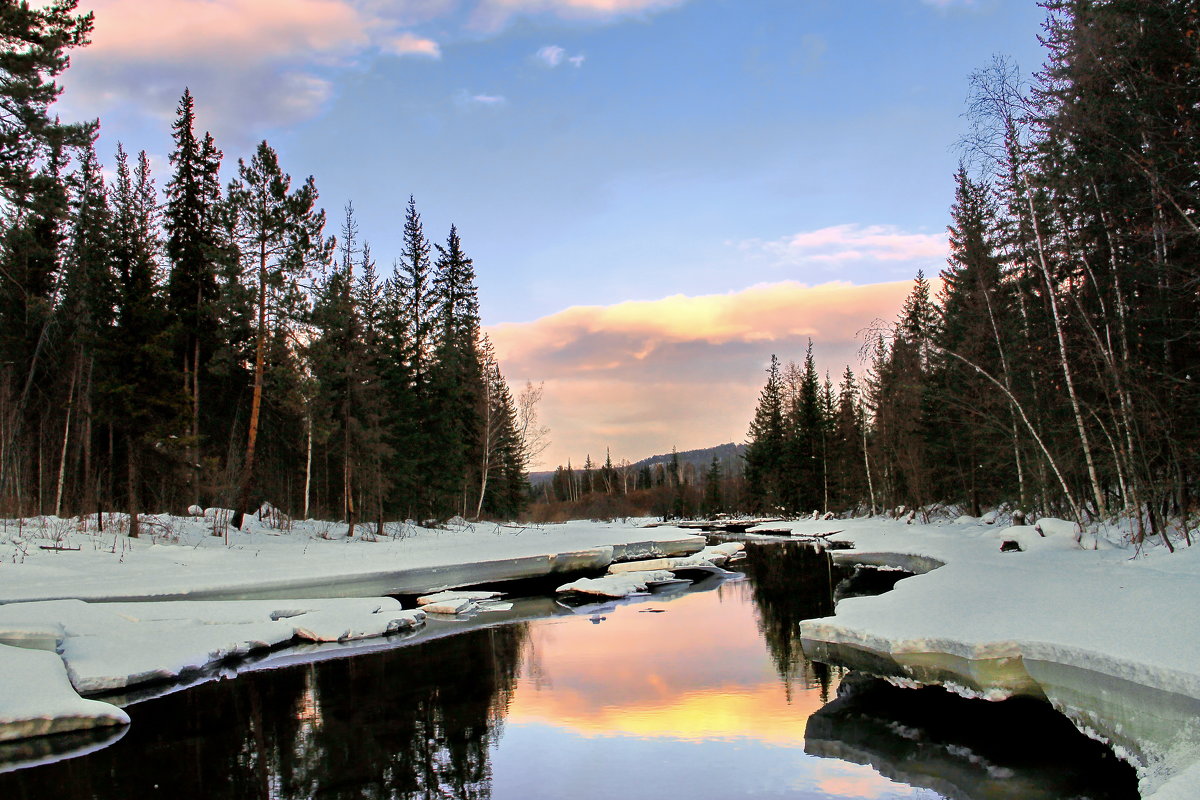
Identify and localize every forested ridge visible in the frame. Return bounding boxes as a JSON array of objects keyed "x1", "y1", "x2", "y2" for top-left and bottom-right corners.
[
  {"x1": 0, "y1": 1, "x2": 532, "y2": 533},
  {"x1": 745, "y1": 1, "x2": 1199, "y2": 546}
]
